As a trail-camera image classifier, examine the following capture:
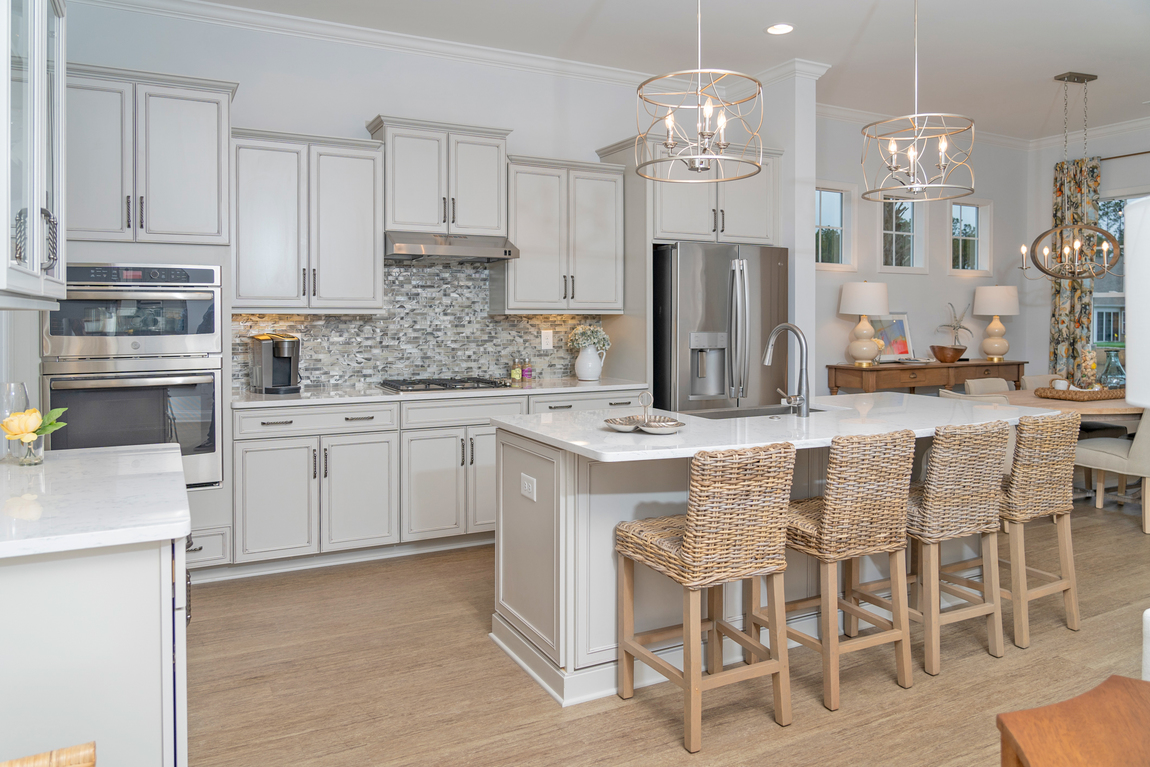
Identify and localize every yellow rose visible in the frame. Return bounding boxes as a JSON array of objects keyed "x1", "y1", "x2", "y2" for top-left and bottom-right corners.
[{"x1": 1, "y1": 409, "x2": 43, "y2": 443}]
